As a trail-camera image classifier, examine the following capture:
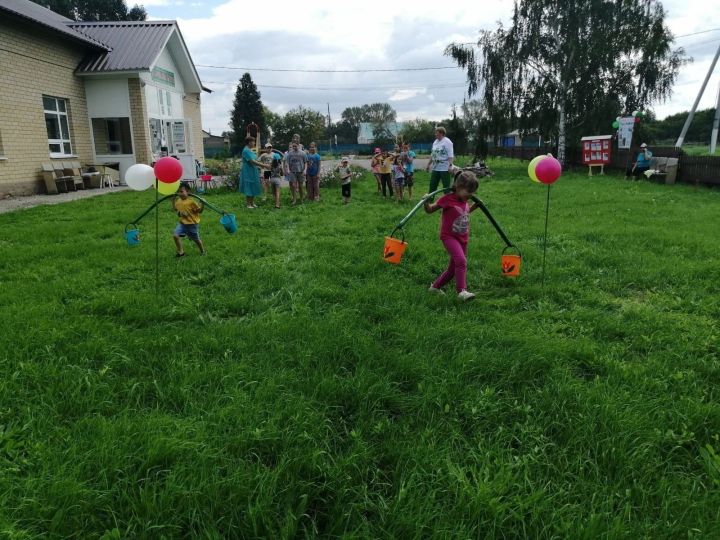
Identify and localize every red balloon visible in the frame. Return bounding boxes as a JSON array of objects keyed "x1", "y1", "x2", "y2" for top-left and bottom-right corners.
[
  {"x1": 154, "y1": 157, "x2": 184, "y2": 183},
  {"x1": 535, "y1": 156, "x2": 562, "y2": 184},
  {"x1": 634, "y1": 117, "x2": 641, "y2": 123}
]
